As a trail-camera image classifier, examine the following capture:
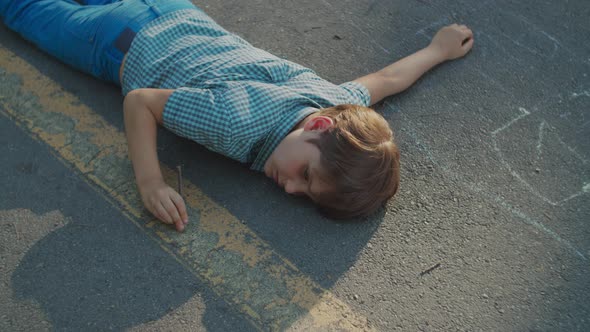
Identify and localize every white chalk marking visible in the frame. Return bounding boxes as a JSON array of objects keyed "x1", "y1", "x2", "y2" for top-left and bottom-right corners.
[
  {"x1": 415, "y1": 18, "x2": 450, "y2": 37},
  {"x1": 492, "y1": 137, "x2": 561, "y2": 206},
  {"x1": 536, "y1": 106, "x2": 588, "y2": 164},
  {"x1": 572, "y1": 91, "x2": 590, "y2": 98},
  {"x1": 558, "y1": 189, "x2": 589, "y2": 204},
  {"x1": 508, "y1": 31, "x2": 559, "y2": 59},
  {"x1": 540, "y1": 30, "x2": 563, "y2": 51},
  {"x1": 507, "y1": 13, "x2": 561, "y2": 59},
  {"x1": 491, "y1": 107, "x2": 530, "y2": 135},
  {"x1": 392, "y1": 104, "x2": 587, "y2": 261},
  {"x1": 491, "y1": 107, "x2": 588, "y2": 206},
  {"x1": 480, "y1": 187, "x2": 587, "y2": 261},
  {"x1": 478, "y1": 32, "x2": 525, "y2": 64},
  {"x1": 553, "y1": 127, "x2": 588, "y2": 164},
  {"x1": 535, "y1": 121, "x2": 546, "y2": 162}
]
